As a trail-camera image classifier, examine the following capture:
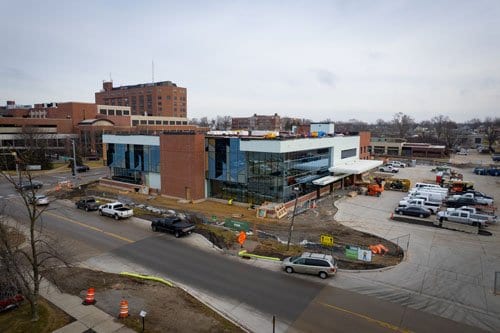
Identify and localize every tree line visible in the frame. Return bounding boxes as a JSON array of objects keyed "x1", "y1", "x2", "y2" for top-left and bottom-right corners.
[{"x1": 191, "y1": 114, "x2": 500, "y2": 152}]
